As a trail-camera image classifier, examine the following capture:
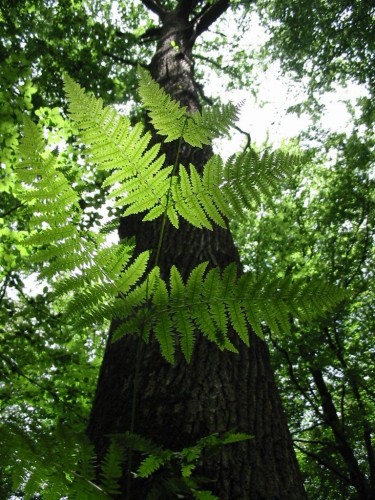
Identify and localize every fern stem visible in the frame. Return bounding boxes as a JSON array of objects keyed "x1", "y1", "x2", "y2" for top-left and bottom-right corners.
[
  {"x1": 153, "y1": 116, "x2": 188, "y2": 267},
  {"x1": 127, "y1": 119, "x2": 188, "y2": 498},
  {"x1": 127, "y1": 339, "x2": 144, "y2": 499}
]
